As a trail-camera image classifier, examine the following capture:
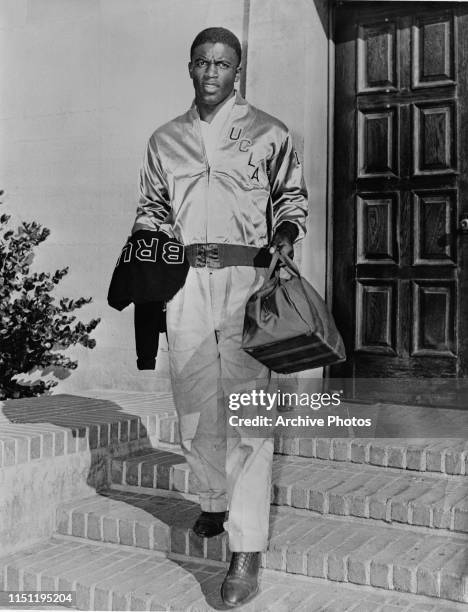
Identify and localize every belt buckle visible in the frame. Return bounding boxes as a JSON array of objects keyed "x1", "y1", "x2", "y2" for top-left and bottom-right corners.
[
  {"x1": 206, "y1": 243, "x2": 221, "y2": 268},
  {"x1": 194, "y1": 243, "x2": 206, "y2": 267}
]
